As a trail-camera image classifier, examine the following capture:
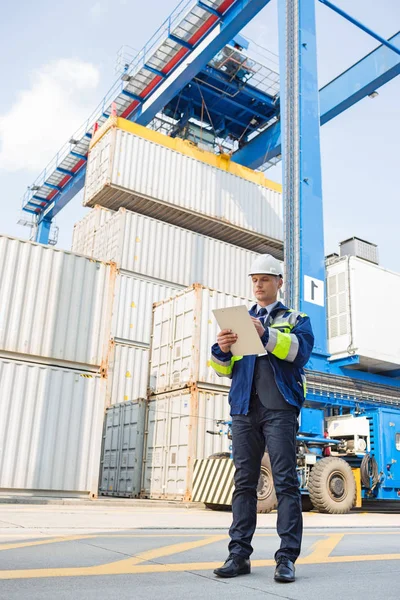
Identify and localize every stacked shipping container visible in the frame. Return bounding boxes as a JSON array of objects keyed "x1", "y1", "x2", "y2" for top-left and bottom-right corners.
[
  {"x1": 79, "y1": 117, "x2": 283, "y2": 499},
  {"x1": 71, "y1": 207, "x2": 263, "y2": 404},
  {"x1": 0, "y1": 117, "x2": 284, "y2": 499},
  {"x1": 0, "y1": 238, "x2": 114, "y2": 496},
  {"x1": 83, "y1": 117, "x2": 284, "y2": 256},
  {"x1": 143, "y1": 285, "x2": 253, "y2": 500}
]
